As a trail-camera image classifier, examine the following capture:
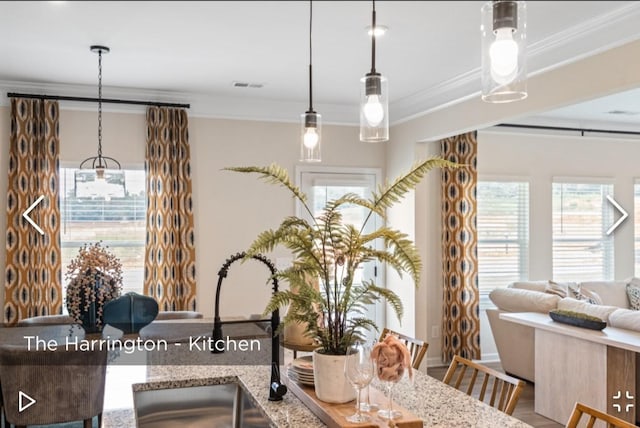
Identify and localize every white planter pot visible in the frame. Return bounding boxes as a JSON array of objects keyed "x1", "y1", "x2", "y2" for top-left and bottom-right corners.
[{"x1": 312, "y1": 350, "x2": 356, "y2": 403}]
